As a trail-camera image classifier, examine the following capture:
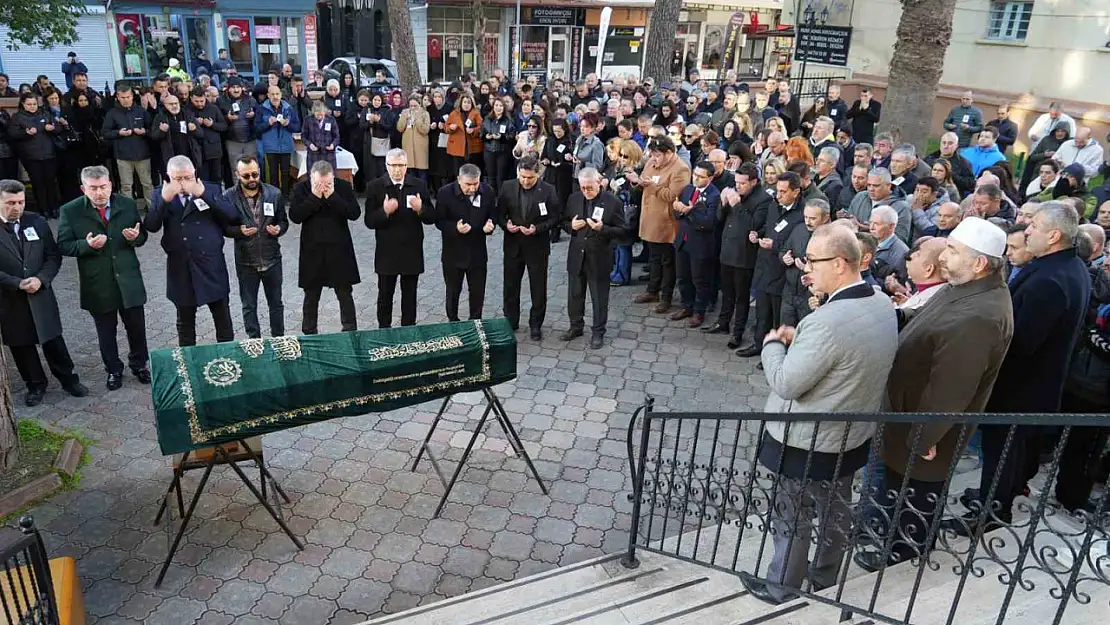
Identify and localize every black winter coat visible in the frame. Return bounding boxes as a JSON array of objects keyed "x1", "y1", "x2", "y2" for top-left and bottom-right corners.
[
  {"x1": 436, "y1": 181, "x2": 497, "y2": 269},
  {"x1": 564, "y1": 190, "x2": 628, "y2": 276},
  {"x1": 718, "y1": 188, "x2": 771, "y2": 269},
  {"x1": 217, "y1": 94, "x2": 256, "y2": 143},
  {"x1": 185, "y1": 102, "x2": 228, "y2": 160},
  {"x1": 497, "y1": 179, "x2": 561, "y2": 259},
  {"x1": 289, "y1": 178, "x2": 361, "y2": 288},
  {"x1": 364, "y1": 175, "x2": 436, "y2": 275},
  {"x1": 223, "y1": 183, "x2": 289, "y2": 270},
  {"x1": 752, "y1": 201, "x2": 805, "y2": 293},
  {"x1": 101, "y1": 104, "x2": 152, "y2": 161},
  {"x1": 8, "y1": 110, "x2": 57, "y2": 161}
]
